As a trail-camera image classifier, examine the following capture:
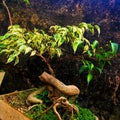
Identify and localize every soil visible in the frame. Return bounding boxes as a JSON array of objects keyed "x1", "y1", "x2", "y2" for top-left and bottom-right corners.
[
  {"x1": 0, "y1": 88, "x2": 37, "y2": 113},
  {"x1": 0, "y1": 0, "x2": 120, "y2": 120}
]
